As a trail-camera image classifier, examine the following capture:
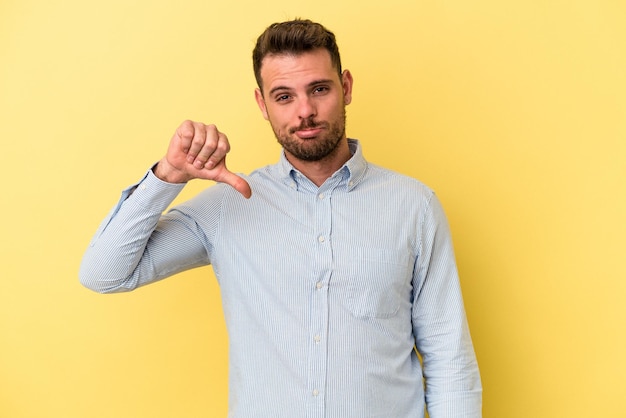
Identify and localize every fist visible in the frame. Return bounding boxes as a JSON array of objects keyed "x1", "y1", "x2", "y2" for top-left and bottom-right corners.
[{"x1": 154, "y1": 120, "x2": 251, "y2": 198}]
